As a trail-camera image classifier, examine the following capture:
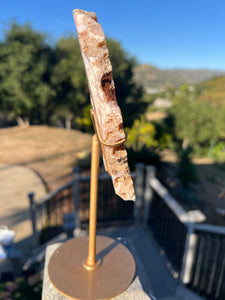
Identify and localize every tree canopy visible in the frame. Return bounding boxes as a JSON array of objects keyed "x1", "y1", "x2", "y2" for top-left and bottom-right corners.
[
  {"x1": 0, "y1": 23, "x2": 56, "y2": 124},
  {"x1": 0, "y1": 23, "x2": 145, "y2": 129},
  {"x1": 171, "y1": 100, "x2": 220, "y2": 149},
  {"x1": 169, "y1": 81, "x2": 225, "y2": 158}
]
